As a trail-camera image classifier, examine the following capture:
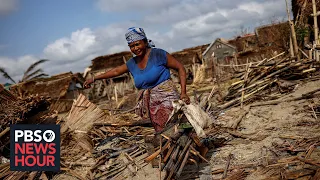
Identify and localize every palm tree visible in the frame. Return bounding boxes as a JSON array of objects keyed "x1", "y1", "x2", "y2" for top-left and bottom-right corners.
[
  {"x1": 20, "y1": 59, "x2": 49, "y2": 82},
  {"x1": 0, "y1": 59, "x2": 49, "y2": 84},
  {"x1": 0, "y1": 67, "x2": 16, "y2": 84}
]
